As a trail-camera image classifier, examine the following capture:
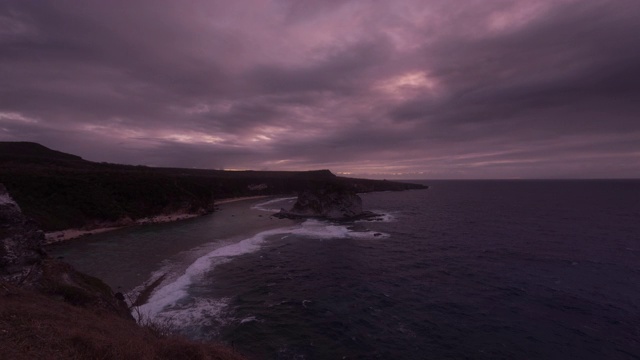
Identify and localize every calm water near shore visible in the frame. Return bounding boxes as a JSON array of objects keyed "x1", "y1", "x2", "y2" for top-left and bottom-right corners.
[
  {"x1": 48, "y1": 199, "x2": 298, "y2": 293},
  {"x1": 49, "y1": 180, "x2": 640, "y2": 359}
]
